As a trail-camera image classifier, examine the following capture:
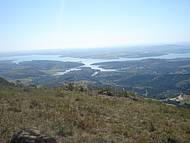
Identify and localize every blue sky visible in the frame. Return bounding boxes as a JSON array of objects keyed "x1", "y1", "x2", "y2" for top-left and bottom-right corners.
[{"x1": 0, "y1": 0, "x2": 190, "y2": 52}]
